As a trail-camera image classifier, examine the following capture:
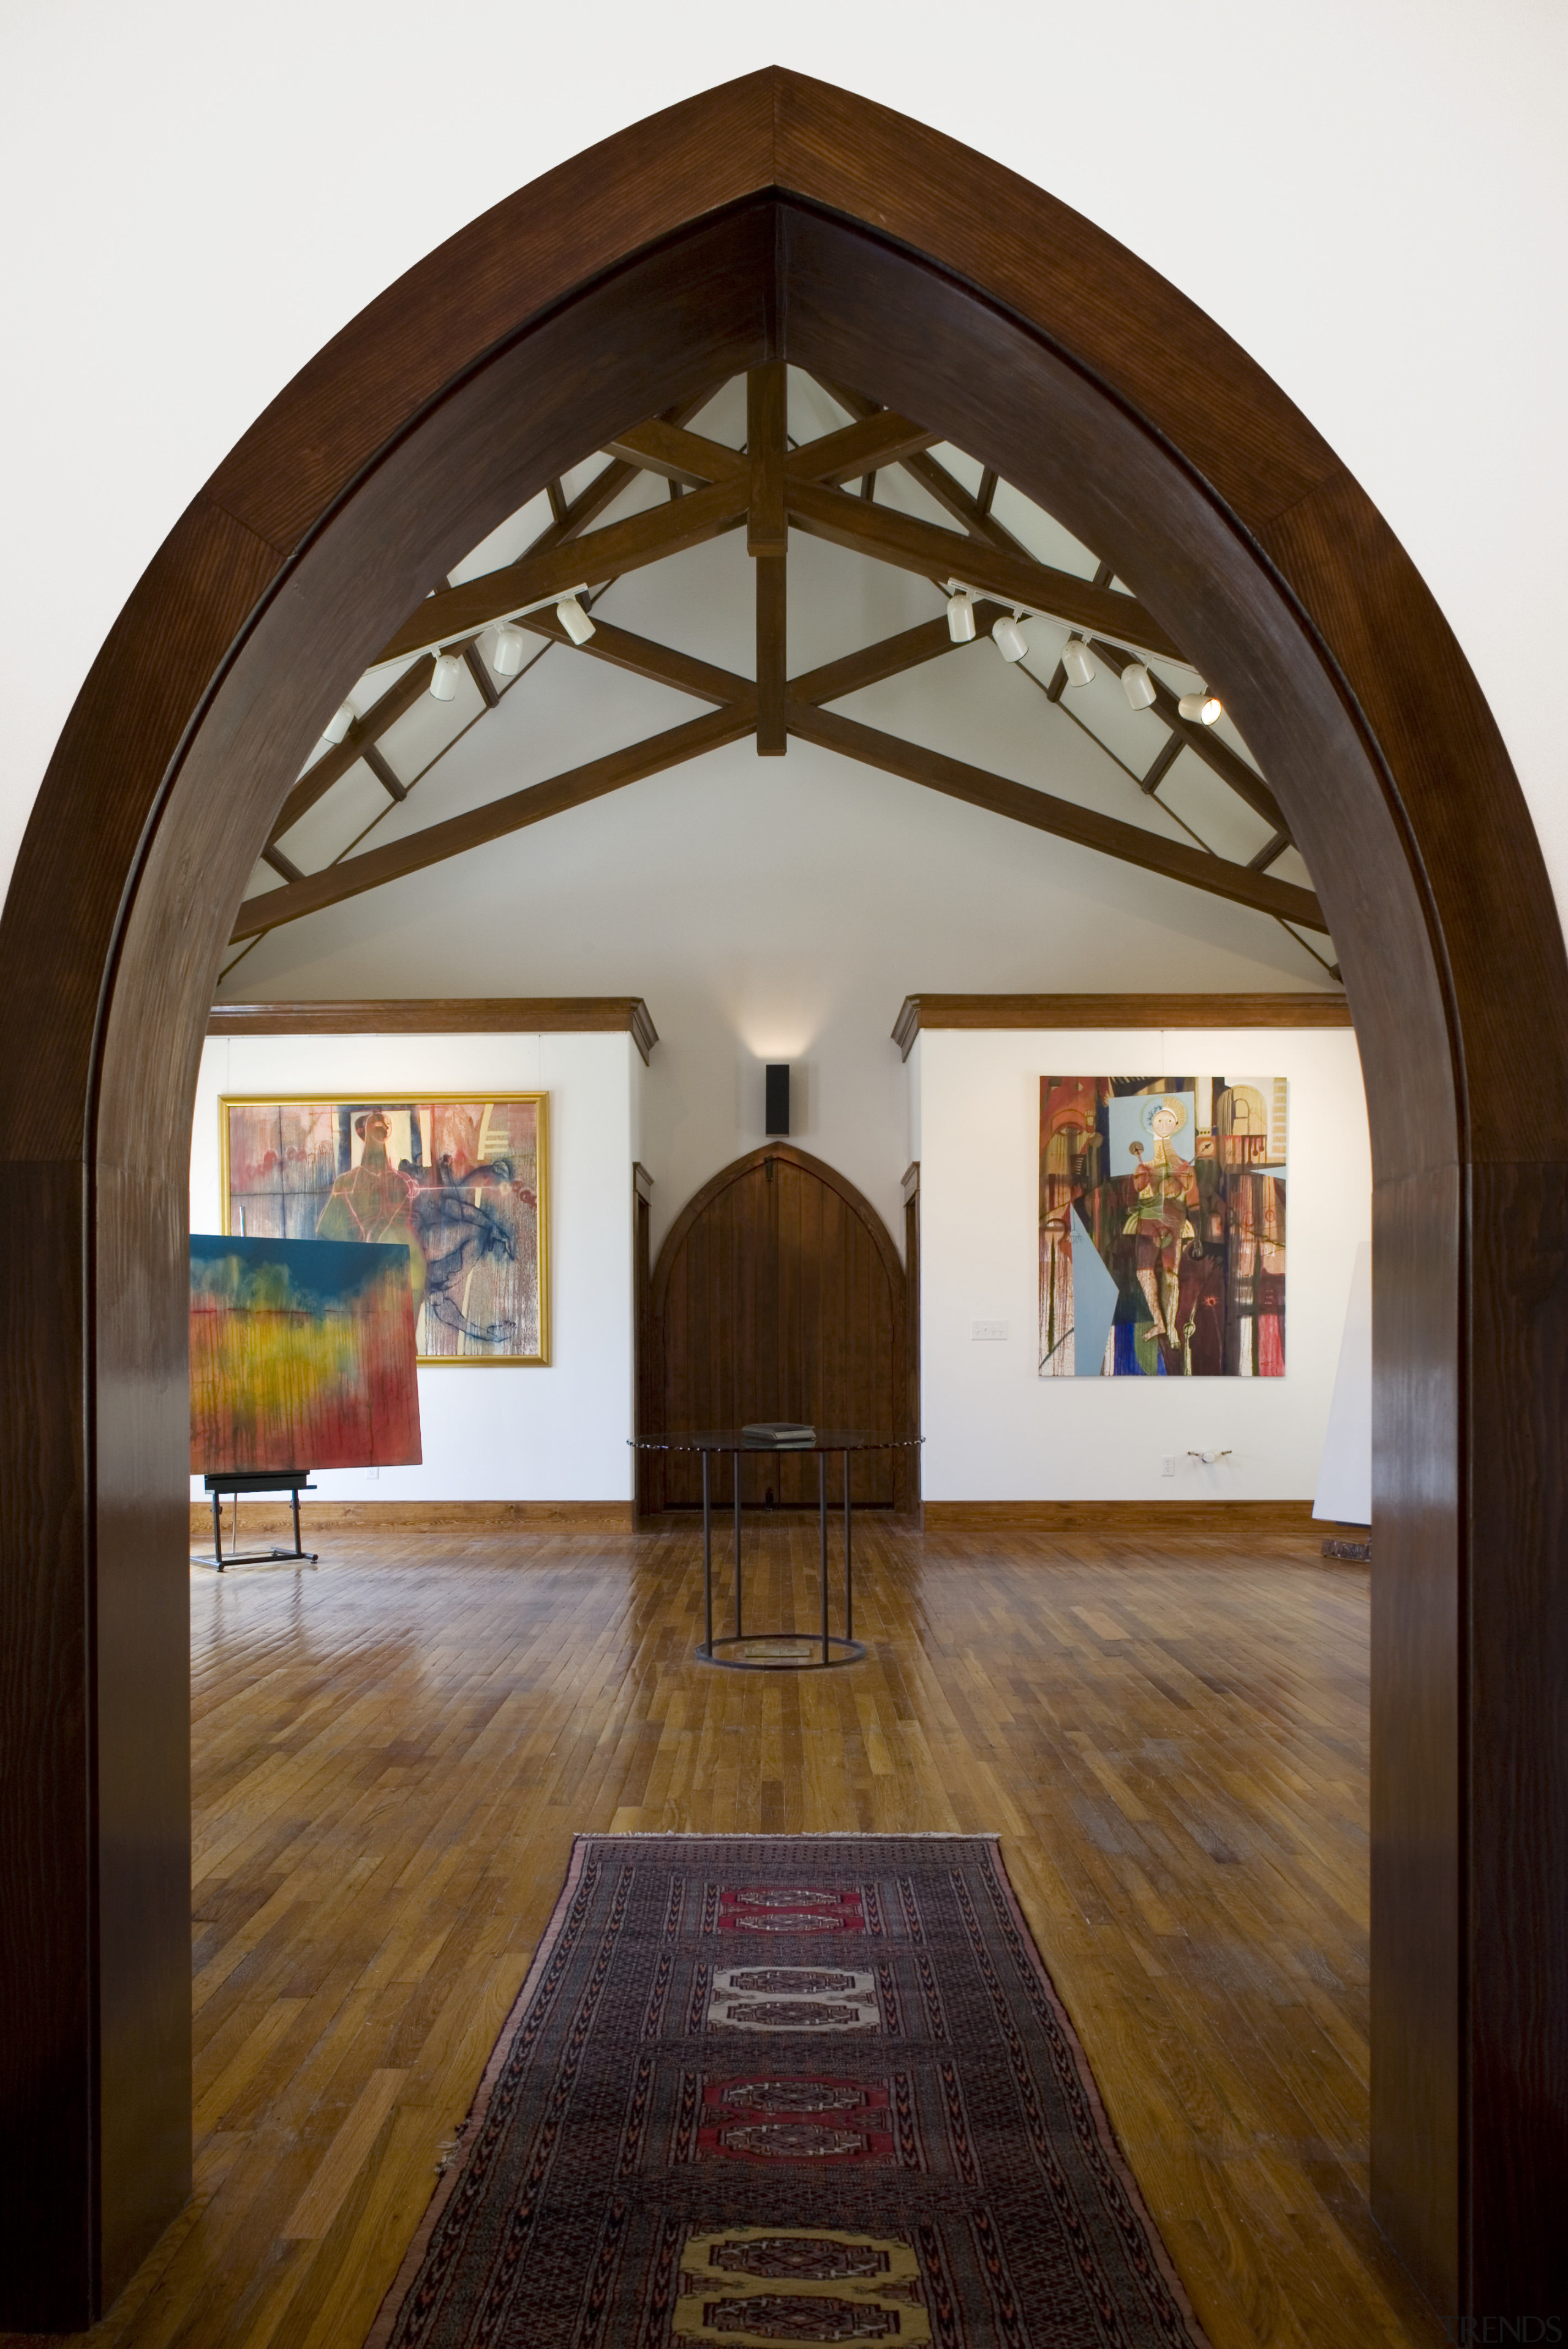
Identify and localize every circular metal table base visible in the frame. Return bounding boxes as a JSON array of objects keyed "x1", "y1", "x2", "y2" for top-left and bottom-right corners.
[{"x1": 696, "y1": 1632, "x2": 867, "y2": 1672}]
